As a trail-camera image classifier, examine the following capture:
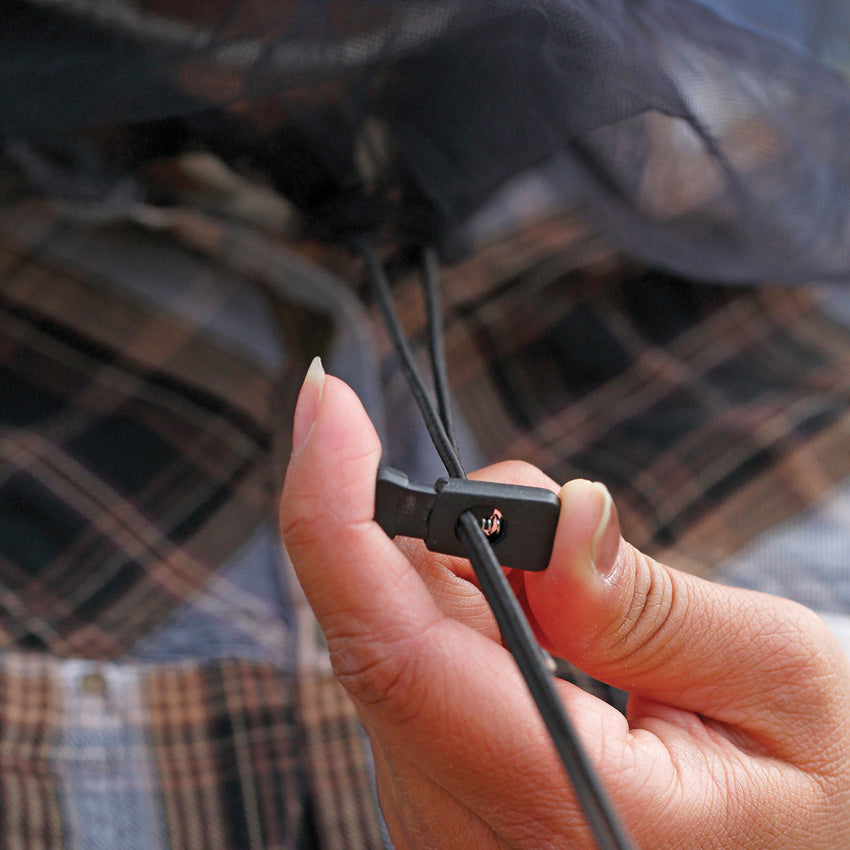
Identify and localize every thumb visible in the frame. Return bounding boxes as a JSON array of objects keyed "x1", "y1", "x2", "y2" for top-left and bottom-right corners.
[{"x1": 525, "y1": 479, "x2": 850, "y2": 760}]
